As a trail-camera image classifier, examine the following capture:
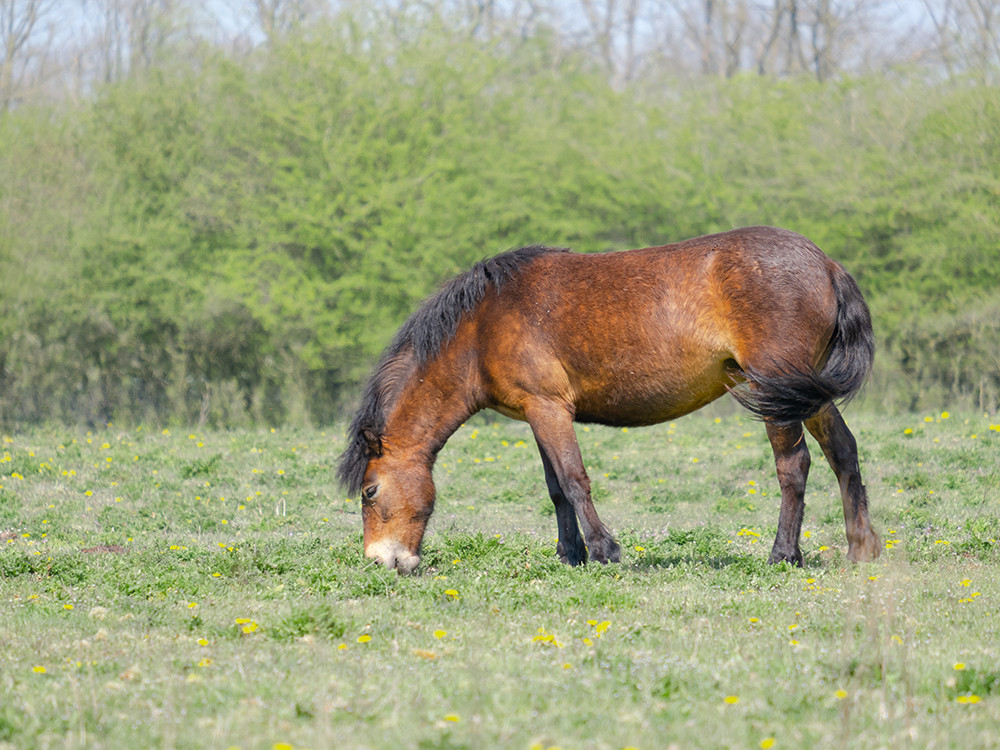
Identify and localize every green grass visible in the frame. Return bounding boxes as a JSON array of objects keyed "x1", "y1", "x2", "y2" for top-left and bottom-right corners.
[{"x1": 1, "y1": 410, "x2": 999, "y2": 749}]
